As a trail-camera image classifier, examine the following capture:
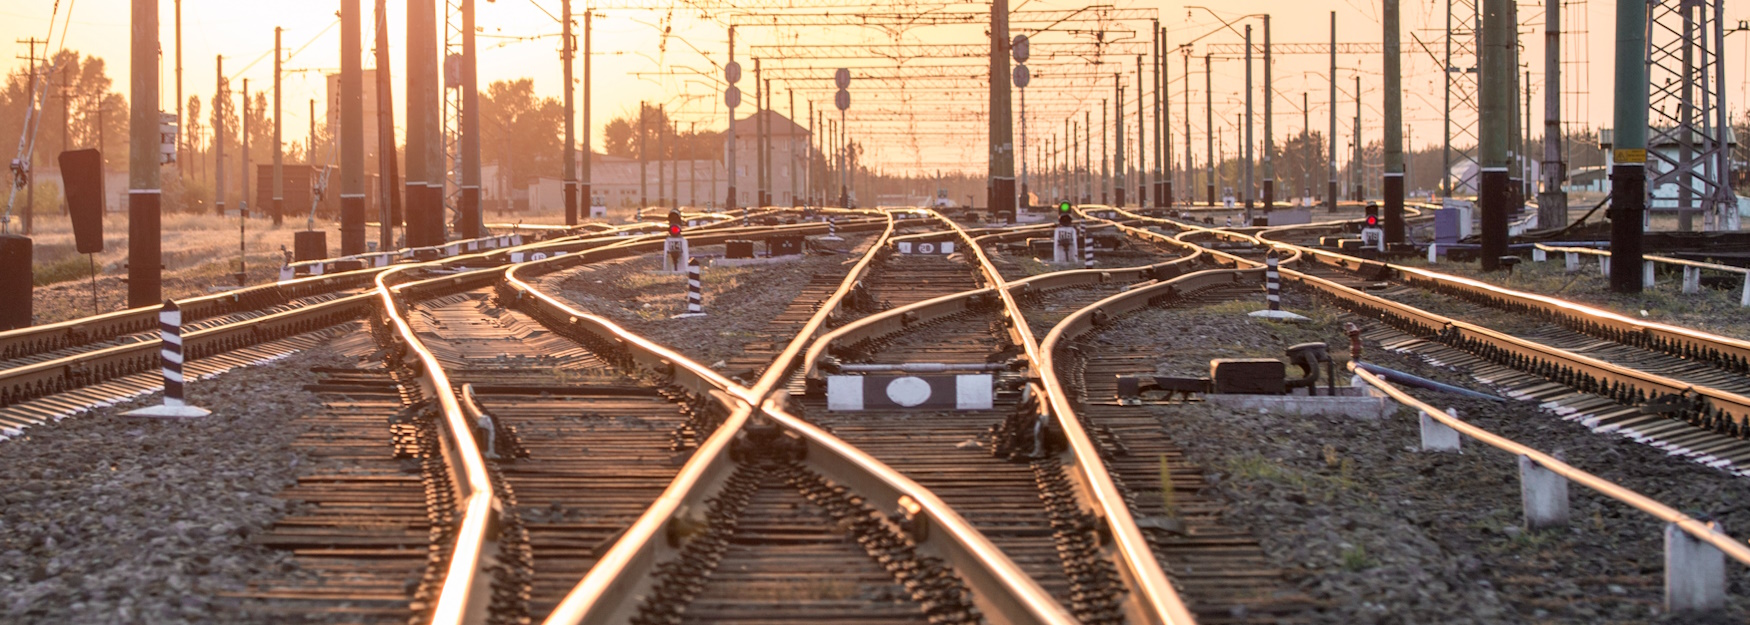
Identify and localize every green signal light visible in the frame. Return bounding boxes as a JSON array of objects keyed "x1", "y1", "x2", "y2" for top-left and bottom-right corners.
[{"x1": 1058, "y1": 202, "x2": 1072, "y2": 213}]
